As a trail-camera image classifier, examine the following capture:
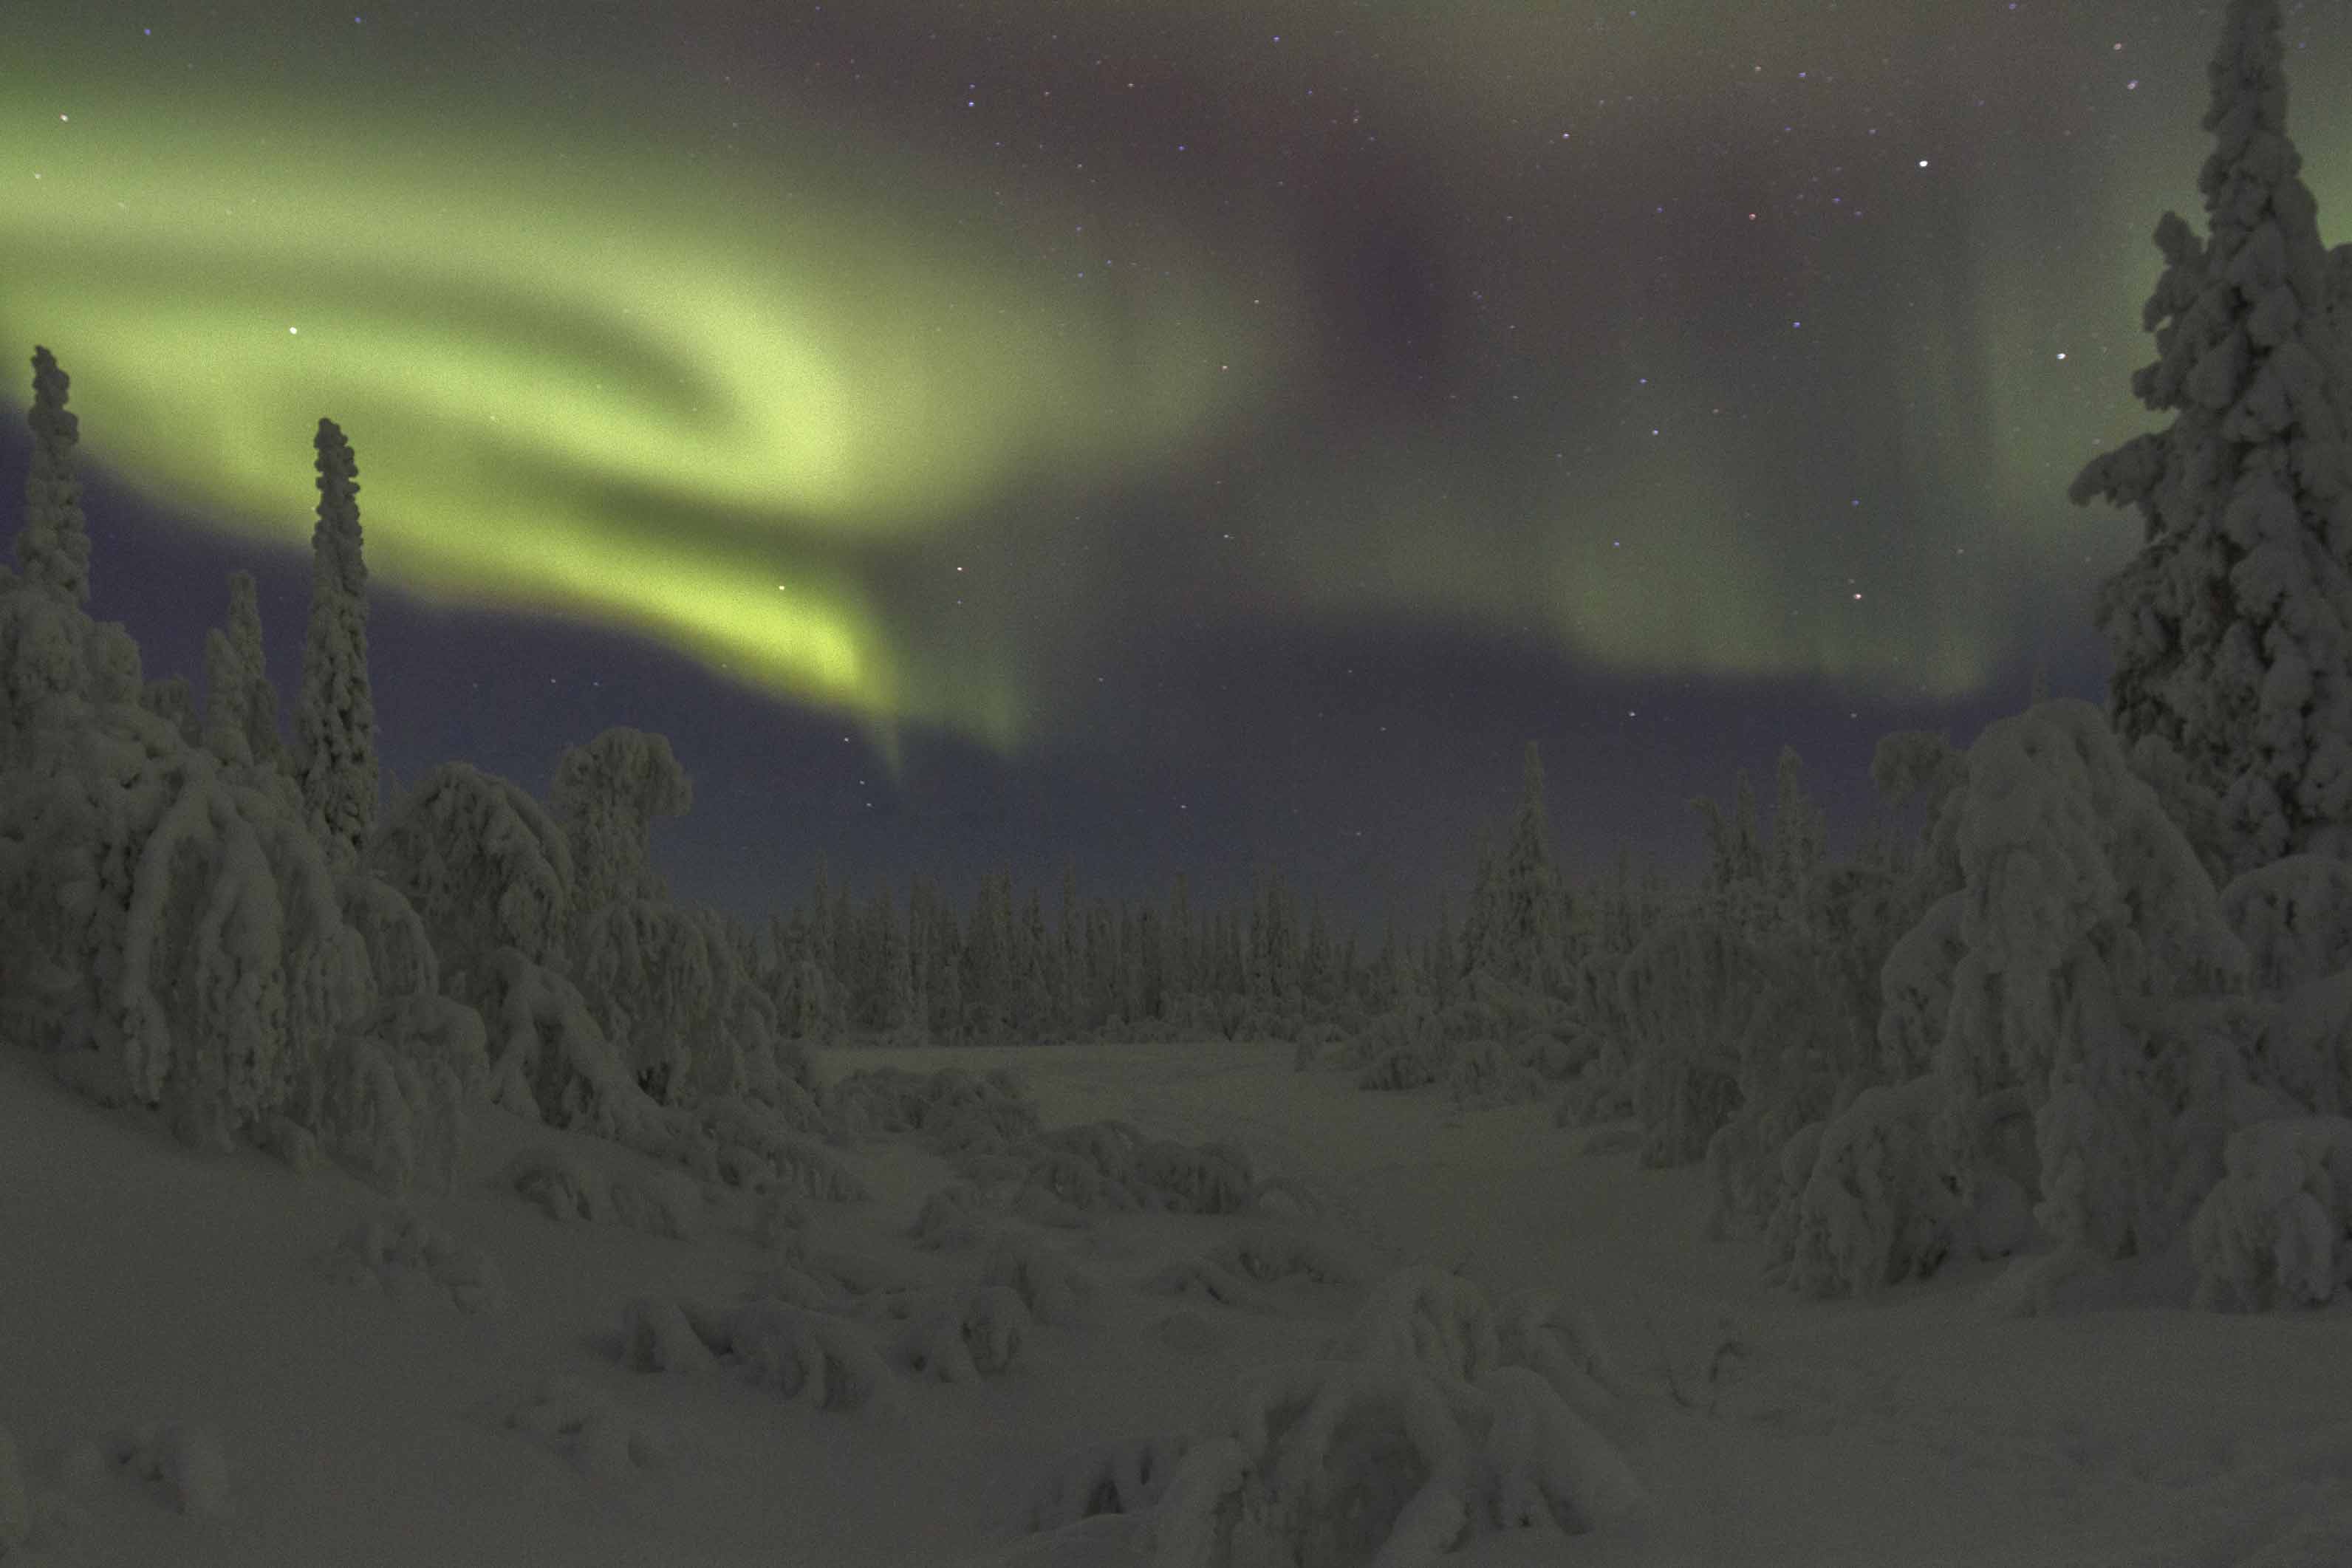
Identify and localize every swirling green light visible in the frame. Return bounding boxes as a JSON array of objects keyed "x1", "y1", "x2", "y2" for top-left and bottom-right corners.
[{"x1": 0, "y1": 38, "x2": 1295, "y2": 744}]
